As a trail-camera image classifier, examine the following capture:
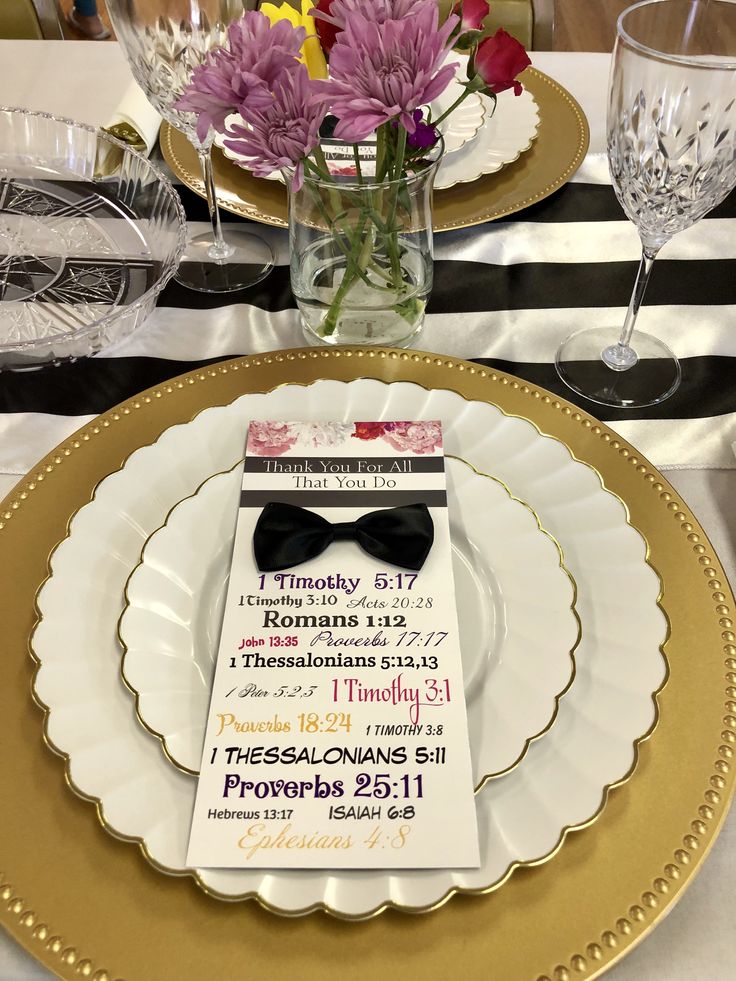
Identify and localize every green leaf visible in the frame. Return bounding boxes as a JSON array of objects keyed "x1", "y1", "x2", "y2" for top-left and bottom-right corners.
[
  {"x1": 397, "y1": 182, "x2": 411, "y2": 217},
  {"x1": 393, "y1": 297, "x2": 426, "y2": 324}
]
